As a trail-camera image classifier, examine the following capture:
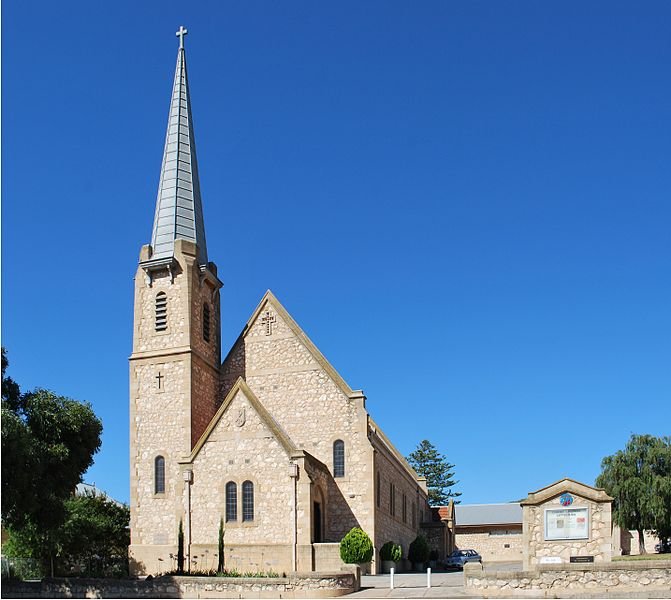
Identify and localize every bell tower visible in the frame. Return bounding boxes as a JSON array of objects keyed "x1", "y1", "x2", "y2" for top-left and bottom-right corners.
[{"x1": 129, "y1": 26, "x2": 222, "y2": 574}]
